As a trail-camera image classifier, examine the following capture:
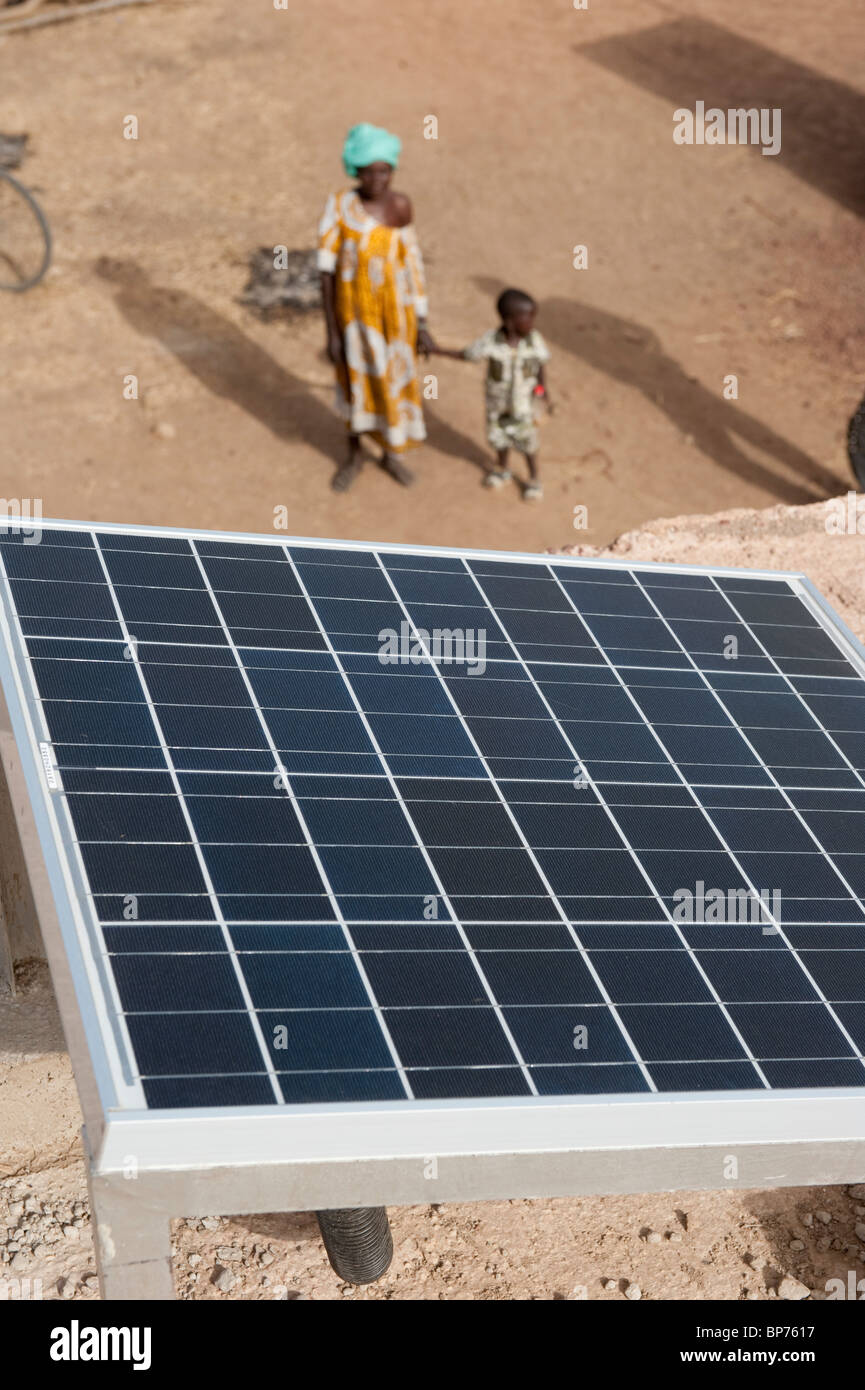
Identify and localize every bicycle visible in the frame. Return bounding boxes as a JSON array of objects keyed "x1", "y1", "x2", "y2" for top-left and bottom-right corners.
[{"x1": 0, "y1": 166, "x2": 52, "y2": 291}]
